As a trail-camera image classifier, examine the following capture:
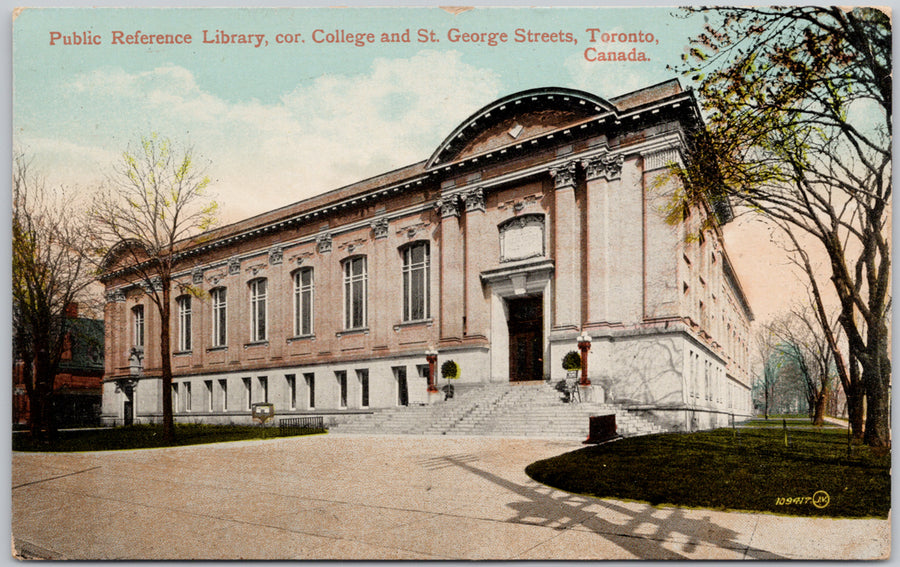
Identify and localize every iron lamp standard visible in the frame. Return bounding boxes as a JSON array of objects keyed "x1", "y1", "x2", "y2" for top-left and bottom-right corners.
[
  {"x1": 577, "y1": 333, "x2": 592, "y2": 386},
  {"x1": 425, "y1": 348, "x2": 439, "y2": 393}
]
